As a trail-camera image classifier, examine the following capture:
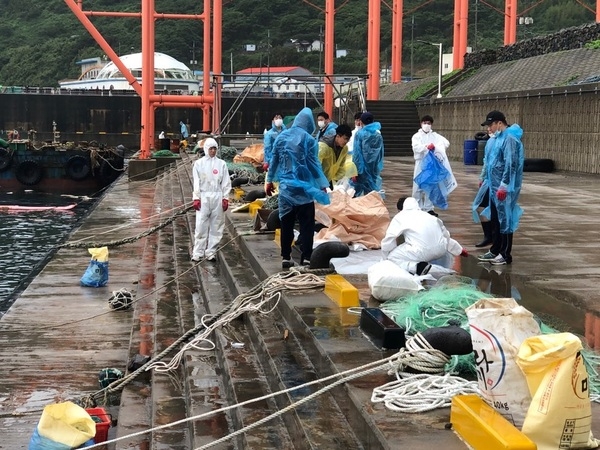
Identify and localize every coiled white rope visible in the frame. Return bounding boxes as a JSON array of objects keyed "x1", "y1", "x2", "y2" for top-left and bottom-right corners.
[
  {"x1": 146, "y1": 269, "x2": 326, "y2": 373},
  {"x1": 371, "y1": 333, "x2": 479, "y2": 413}
]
